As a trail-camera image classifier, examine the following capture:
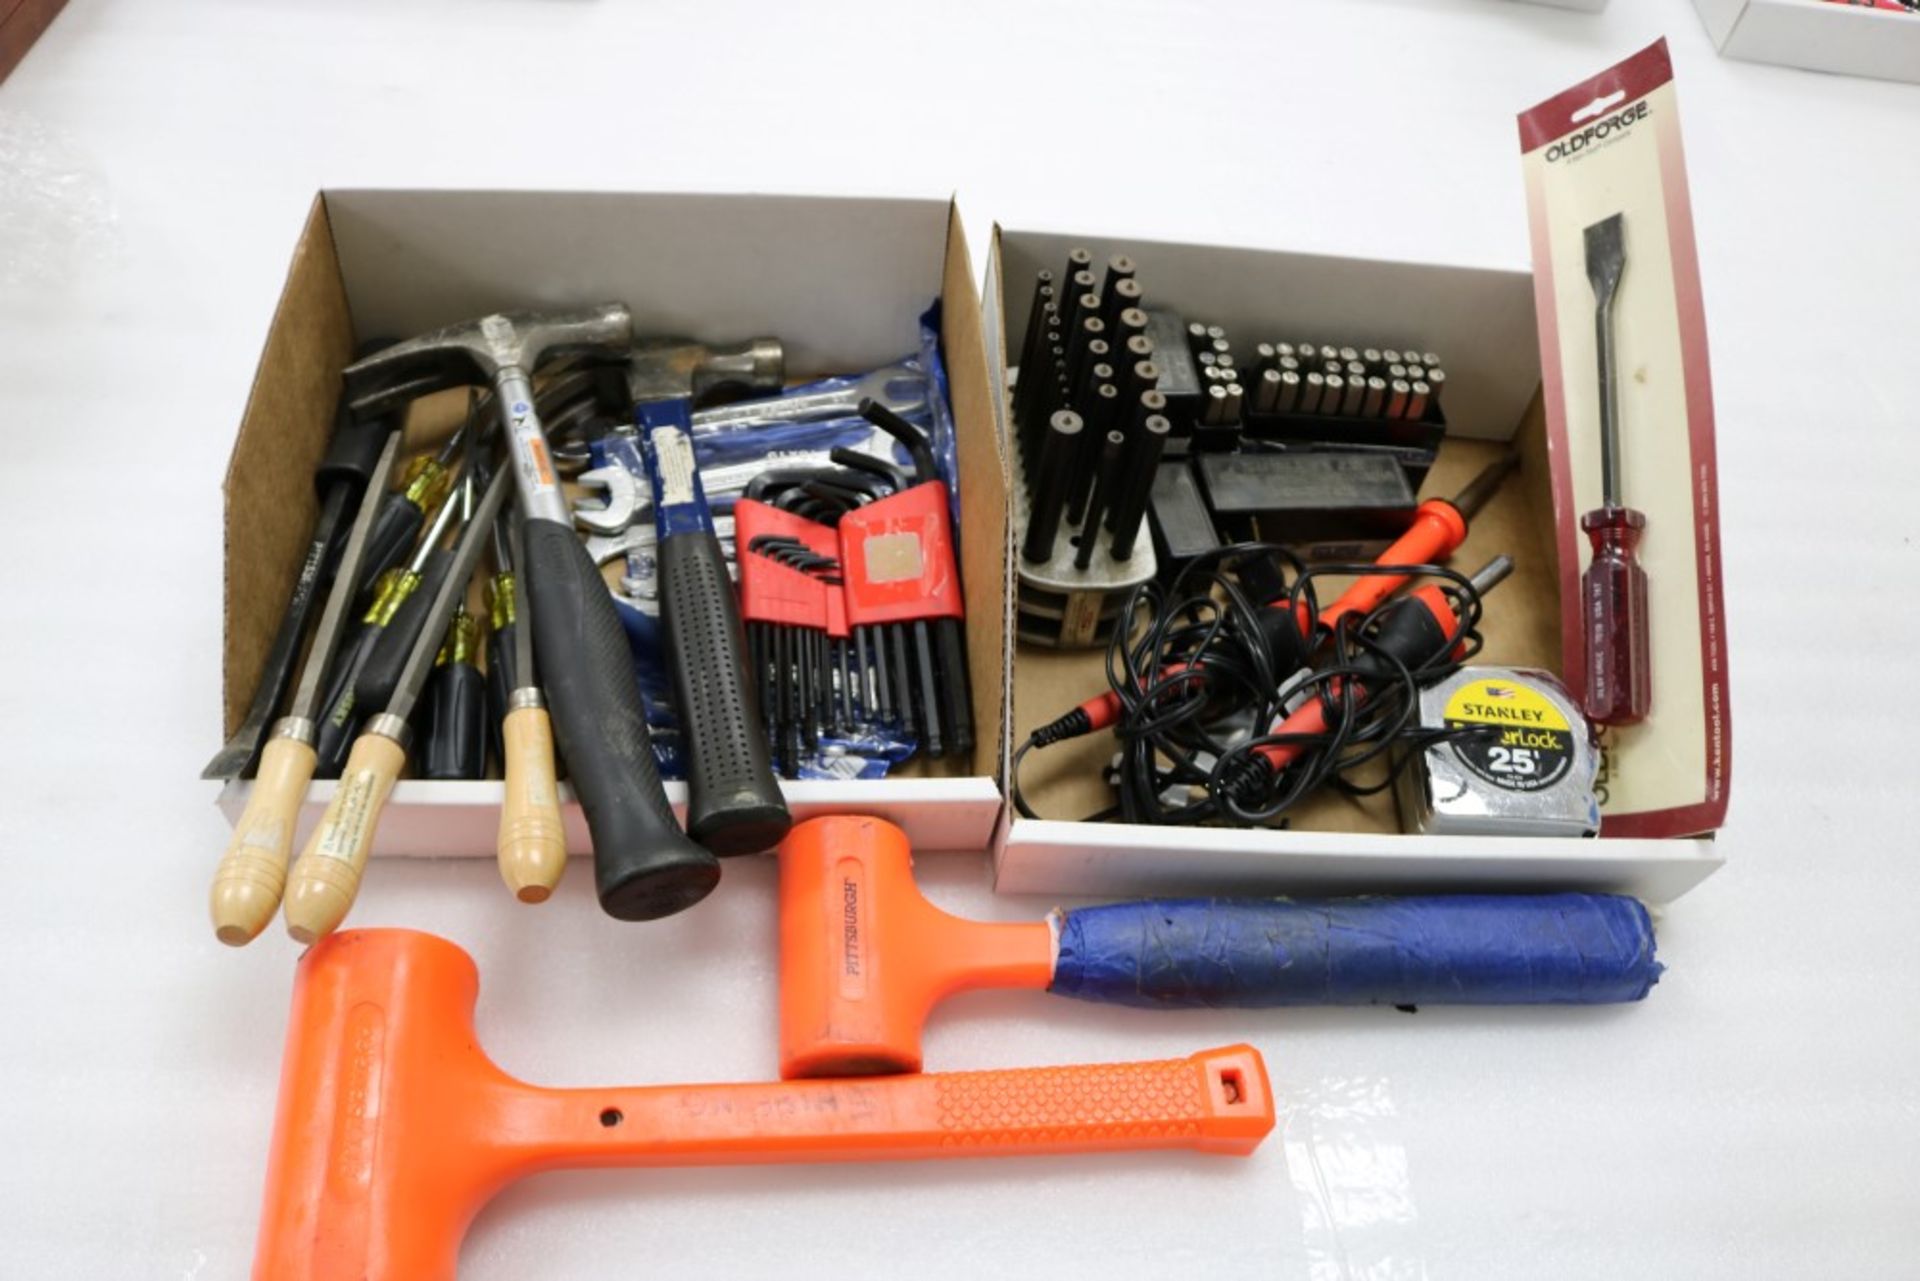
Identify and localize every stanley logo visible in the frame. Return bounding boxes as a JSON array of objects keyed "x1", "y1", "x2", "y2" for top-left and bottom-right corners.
[{"x1": 1461, "y1": 702, "x2": 1546, "y2": 723}]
